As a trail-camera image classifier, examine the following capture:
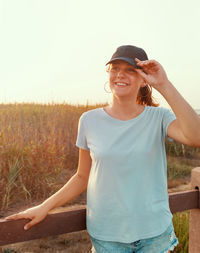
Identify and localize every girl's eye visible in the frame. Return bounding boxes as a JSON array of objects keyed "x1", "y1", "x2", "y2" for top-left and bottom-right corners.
[
  {"x1": 111, "y1": 67, "x2": 118, "y2": 71},
  {"x1": 127, "y1": 68, "x2": 135, "y2": 72}
]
